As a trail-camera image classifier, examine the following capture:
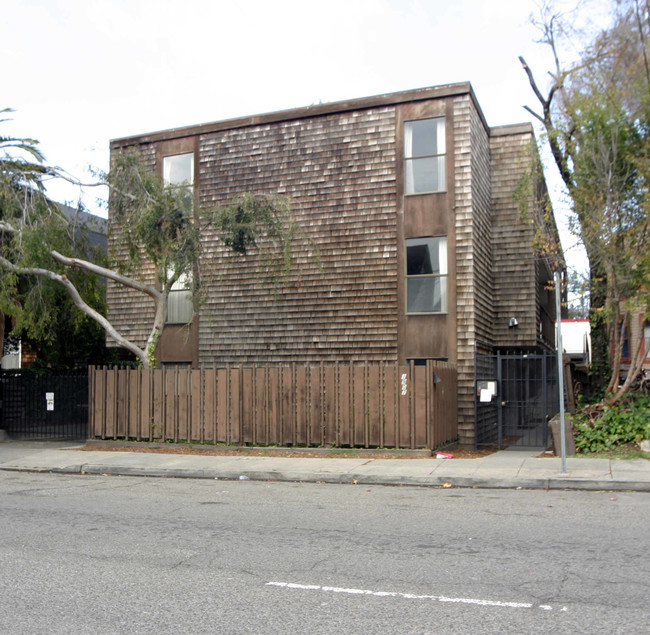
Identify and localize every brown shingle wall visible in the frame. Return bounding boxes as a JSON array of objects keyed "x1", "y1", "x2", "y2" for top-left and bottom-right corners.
[
  {"x1": 453, "y1": 95, "x2": 481, "y2": 446},
  {"x1": 197, "y1": 108, "x2": 399, "y2": 363},
  {"x1": 470, "y1": 101, "x2": 494, "y2": 346},
  {"x1": 106, "y1": 143, "x2": 158, "y2": 349},
  {"x1": 490, "y1": 130, "x2": 538, "y2": 347}
]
